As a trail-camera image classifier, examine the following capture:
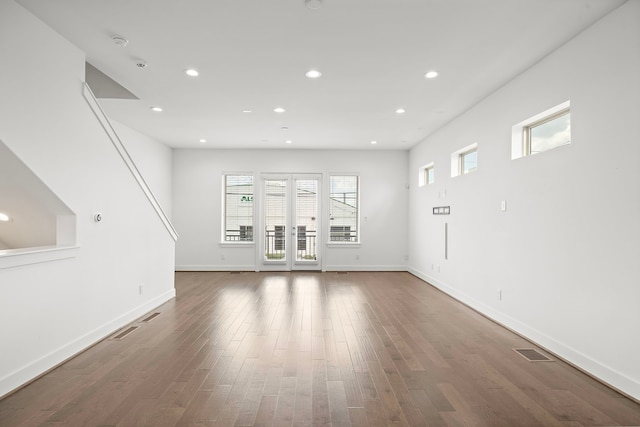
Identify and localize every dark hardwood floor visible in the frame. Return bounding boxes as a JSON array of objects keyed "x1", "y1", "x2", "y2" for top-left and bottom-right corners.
[{"x1": 1, "y1": 271, "x2": 639, "y2": 426}]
